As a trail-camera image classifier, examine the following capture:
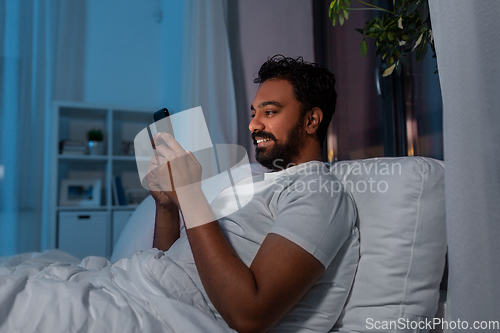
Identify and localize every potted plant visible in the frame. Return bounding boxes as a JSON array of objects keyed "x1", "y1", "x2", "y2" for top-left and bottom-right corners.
[
  {"x1": 329, "y1": 0, "x2": 435, "y2": 76},
  {"x1": 87, "y1": 129, "x2": 104, "y2": 155}
]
